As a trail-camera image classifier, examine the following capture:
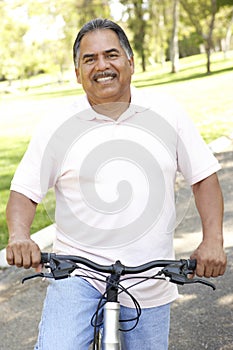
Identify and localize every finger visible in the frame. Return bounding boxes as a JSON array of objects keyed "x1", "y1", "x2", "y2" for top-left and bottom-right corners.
[
  {"x1": 7, "y1": 241, "x2": 25, "y2": 267},
  {"x1": 219, "y1": 254, "x2": 227, "y2": 276},
  {"x1": 14, "y1": 250, "x2": 23, "y2": 267},
  {"x1": 212, "y1": 267, "x2": 221, "y2": 278},
  {"x1": 203, "y1": 263, "x2": 221, "y2": 278},
  {"x1": 203, "y1": 265, "x2": 212, "y2": 278},
  {"x1": 22, "y1": 252, "x2": 32, "y2": 269},
  {"x1": 6, "y1": 246, "x2": 14, "y2": 265},
  {"x1": 31, "y1": 246, "x2": 41, "y2": 268},
  {"x1": 219, "y1": 263, "x2": 227, "y2": 276},
  {"x1": 16, "y1": 242, "x2": 33, "y2": 268},
  {"x1": 212, "y1": 261, "x2": 226, "y2": 277},
  {"x1": 190, "y1": 254, "x2": 203, "y2": 277},
  {"x1": 35, "y1": 264, "x2": 42, "y2": 273},
  {"x1": 195, "y1": 263, "x2": 205, "y2": 277}
]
